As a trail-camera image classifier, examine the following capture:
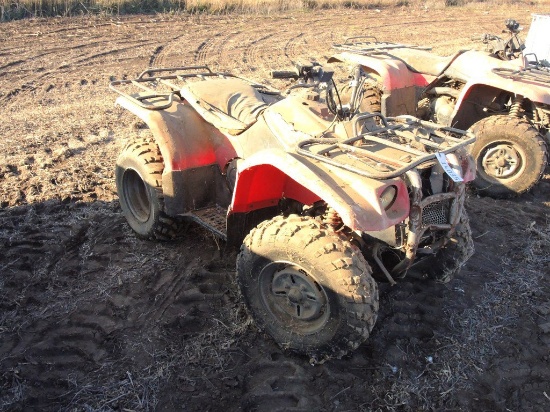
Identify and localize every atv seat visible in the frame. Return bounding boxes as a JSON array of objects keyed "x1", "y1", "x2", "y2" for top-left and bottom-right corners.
[
  {"x1": 180, "y1": 78, "x2": 271, "y2": 135},
  {"x1": 390, "y1": 49, "x2": 465, "y2": 77}
]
